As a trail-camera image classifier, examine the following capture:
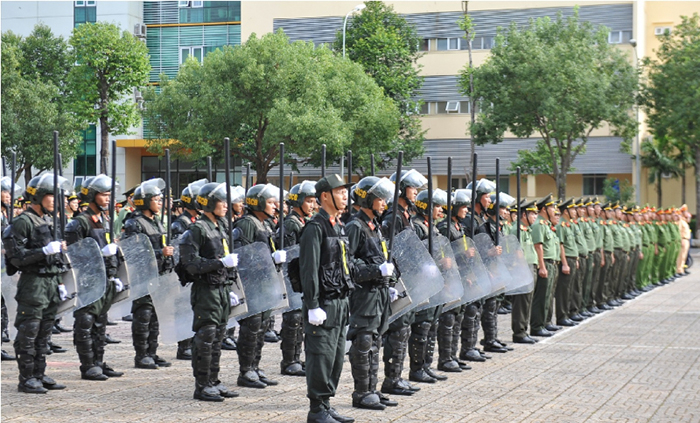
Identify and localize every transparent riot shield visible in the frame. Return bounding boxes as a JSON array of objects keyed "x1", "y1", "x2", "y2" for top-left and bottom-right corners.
[
  {"x1": 230, "y1": 242, "x2": 288, "y2": 322},
  {"x1": 58, "y1": 238, "x2": 106, "y2": 316},
  {"x1": 446, "y1": 236, "x2": 492, "y2": 312},
  {"x1": 416, "y1": 234, "x2": 464, "y2": 312},
  {"x1": 389, "y1": 230, "x2": 444, "y2": 323},
  {"x1": 116, "y1": 234, "x2": 158, "y2": 302},
  {"x1": 501, "y1": 234, "x2": 535, "y2": 295},
  {"x1": 1, "y1": 250, "x2": 19, "y2": 339},
  {"x1": 149, "y1": 269, "x2": 192, "y2": 344},
  {"x1": 473, "y1": 233, "x2": 510, "y2": 298},
  {"x1": 280, "y1": 245, "x2": 303, "y2": 312}
]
